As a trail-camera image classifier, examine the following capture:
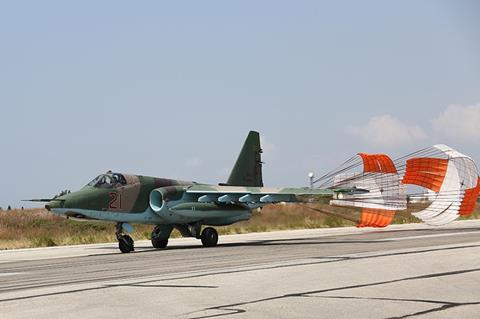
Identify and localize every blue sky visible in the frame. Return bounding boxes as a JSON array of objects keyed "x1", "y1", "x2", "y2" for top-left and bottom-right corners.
[{"x1": 1, "y1": 1, "x2": 479, "y2": 208}]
